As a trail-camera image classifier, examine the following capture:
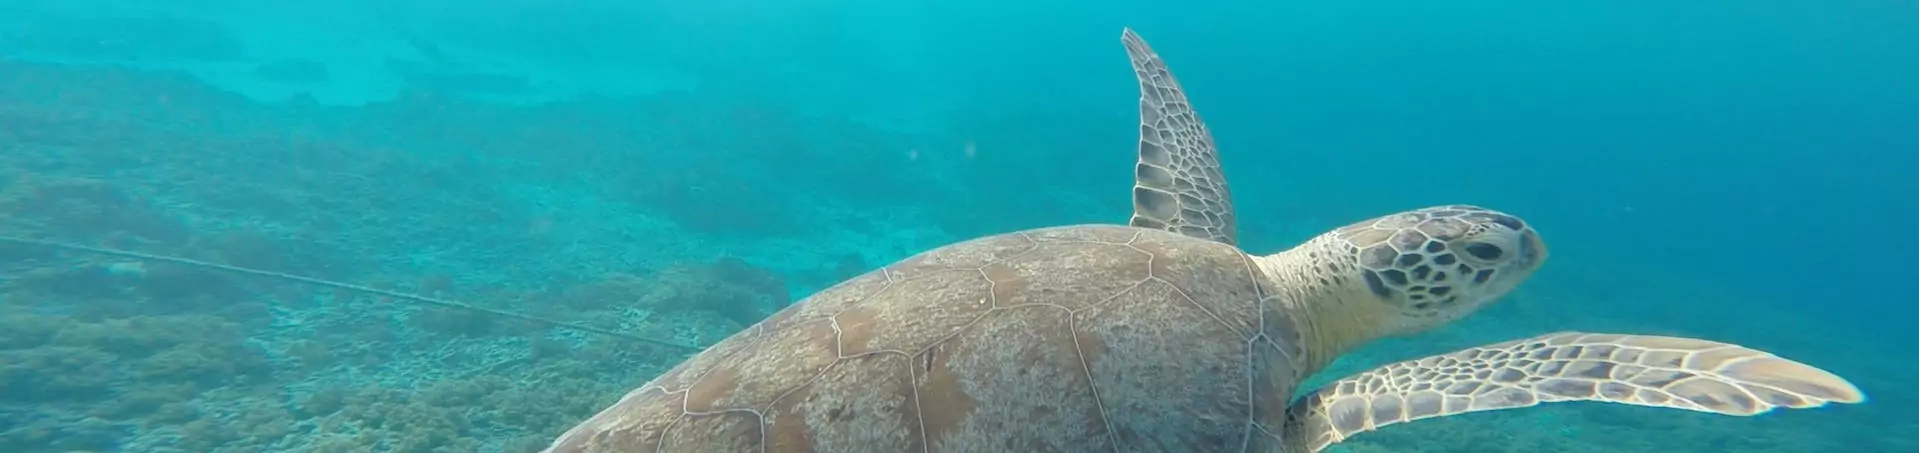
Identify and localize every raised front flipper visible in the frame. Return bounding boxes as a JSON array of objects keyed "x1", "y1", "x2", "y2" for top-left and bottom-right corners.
[
  {"x1": 1121, "y1": 28, "x2": 1238, "y2": 246},
  {"x1": 1283, "y1": 331, "x2": 1865, "y2": 453}
]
